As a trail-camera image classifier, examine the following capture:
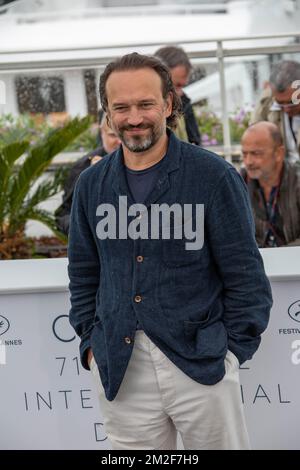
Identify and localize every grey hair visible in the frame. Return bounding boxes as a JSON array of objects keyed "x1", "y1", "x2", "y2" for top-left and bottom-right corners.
[
  {"x1": 154, "y1": 46, "x2": 192, "y2": 72},
  {"x1": 269, "y1": 60, "x2": 300, "y2": 92}
]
